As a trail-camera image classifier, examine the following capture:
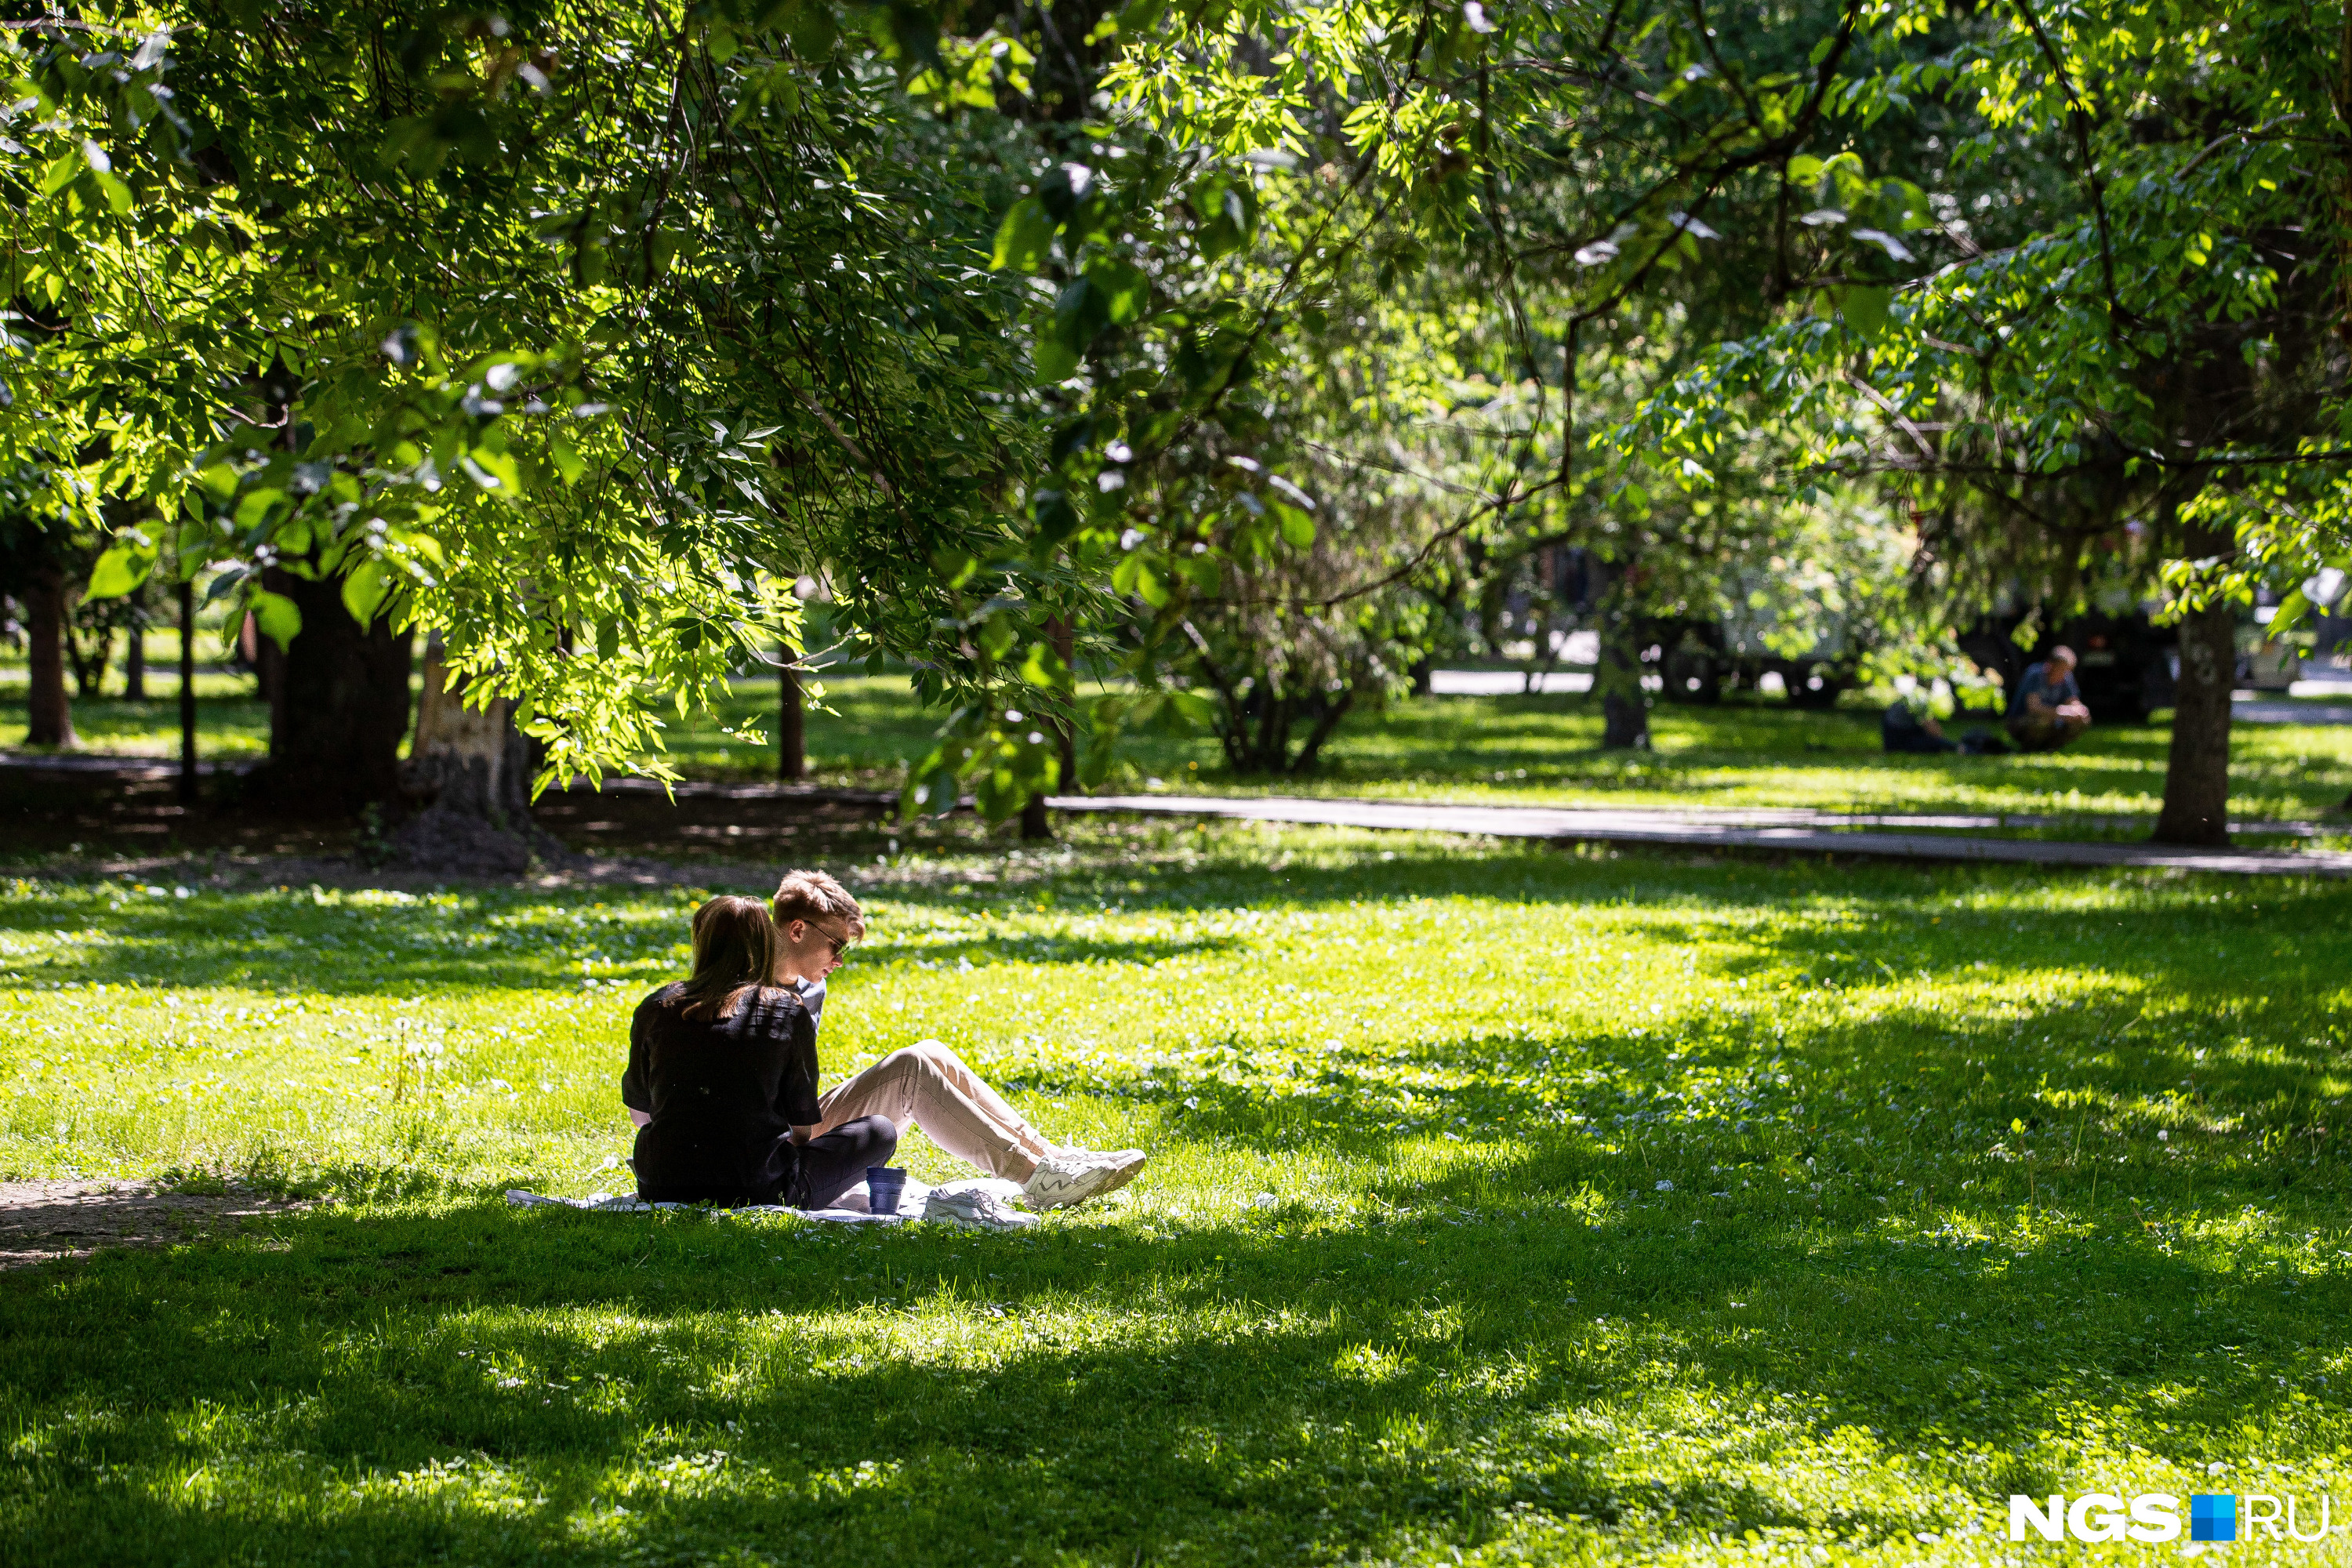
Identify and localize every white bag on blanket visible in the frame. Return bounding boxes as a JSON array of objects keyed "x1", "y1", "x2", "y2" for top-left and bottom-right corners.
[{"x1": 503, "y1": 1175, "x2": 1035, "y2": 1229}]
